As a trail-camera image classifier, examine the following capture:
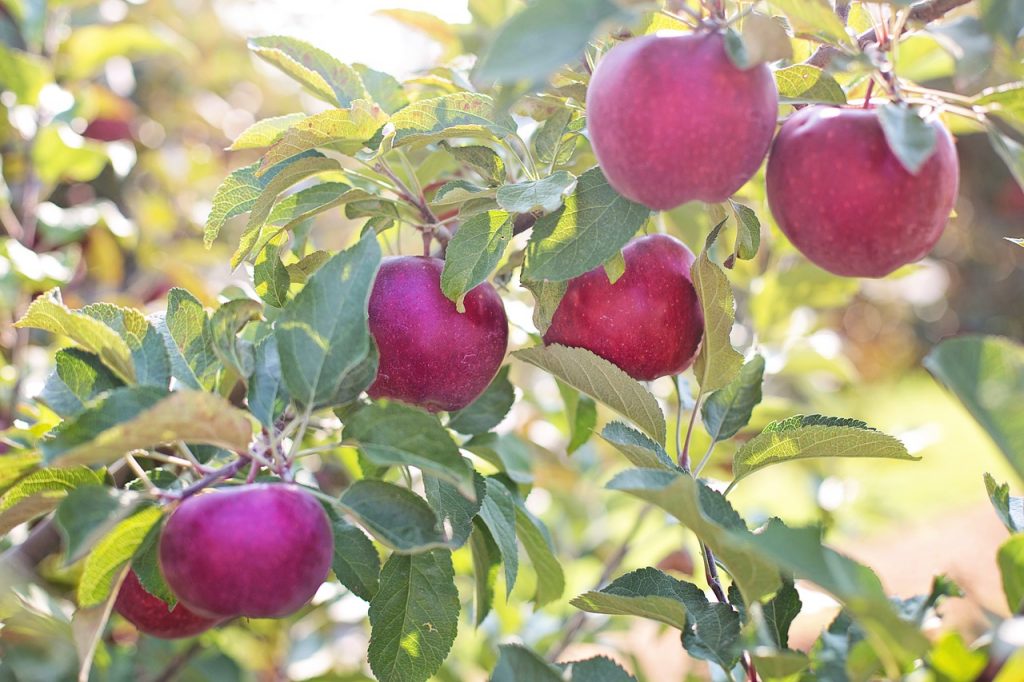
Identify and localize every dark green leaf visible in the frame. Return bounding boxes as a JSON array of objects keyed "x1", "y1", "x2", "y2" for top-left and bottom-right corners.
[
  {"x1": 561, "y1": 656, "x2": 638, "y2": 681},
  {"x1": 729, "y1": 201, "x2": 761, "y2": 261},
  {"x1": 131, "y1": 518, "x2": 175, "y2": 607},
  {"x1": 338, "y1": 480, "x2": 447, "y2": 553},
  {"x1": 331, "y1": 515, "x2": 381, "y2": 601},
  {"x1": 462, "y1": 432, "x2": 534, "y2": 484},
  {"x1": 247, "y1": 335, "x2": 289, "y2": 429},
  {"x1": 40, "y1": 348, "x2": 123, "y2": 418},
  {"x1": 344, "y1": 402, "x2": 475, "y2": 495},
  {"x1": 559, "y1": 383, "x2": 597, "y2": 454},
  {"x1": 209, "y1": 298, "x2": 262, "y2": 379},
  {"x1": 157, "y1": 288, "x2": 218, "y2": 390},
  {"x1": 571, "y1": 567, "x2": 690, "y2": 629},
  {"x1": 470, "y1": 520, "x2": 501, "y2": 625},
  {"x1": 253, "y1": 232, "x2": 292, "y2": 308},
  {"x1": 440, "y1": 210, "x2": 513, "y2": 311},
  {"x1": 354, "y1": 63, "x2": 408, "y2": 114},
  {"x1": 523, "y1": 167, "x2": 650, "y2": 282},
  {"x1": 448, "y1": 366, "x2": 515, "y2": 435},
  {"x1": 367, "y1": 549, "x2": 459, "y2": 682},
  {"x1": 275, "y1": 230, "x2": 381, "y2": 409},
  {"x1": 82, "y1": 303, "x2": 170, "y2": 389},
  {"x1": 520, "y1": 277, "x2": 566, "y2": 335},
  {"x1": 478, "y1": 477, "x2": 519, "y2": 596},
  {"x1": 980, "y1": 0, "x2": 1024, "y2": 45},
  {"x1": 515, "y1": 506, "x2": 565, "y2": 606},
  {"x1": 491, "y1": 644, "x2": 563, "y2": 682},
  {"x1": 763, "y1": 577, "x2": 802, "y2": 648},
  {"x1": 55, "y1": 486, "x2": 145, "y2": 563},
  {"x1": 423, "y1": 471, "x2": 485, "y2": 550},
  {"x1": 702, "y1": 354, "x2": 765, "y2": 444},
  {"x1": 442, "y1": 143, "x2": 506, "y2": 186},
  {"x1": 600, "y1": 421, "x2": 676, "y2": 470}
]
